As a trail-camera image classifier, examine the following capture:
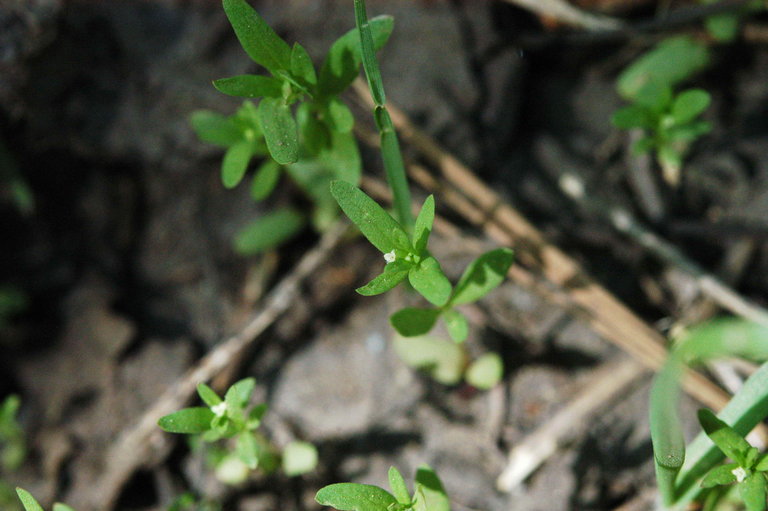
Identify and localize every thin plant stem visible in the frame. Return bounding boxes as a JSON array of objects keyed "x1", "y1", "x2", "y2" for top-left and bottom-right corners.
[{"x1": 354, "y1": 0, "x2": 413, "y2": 232}]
